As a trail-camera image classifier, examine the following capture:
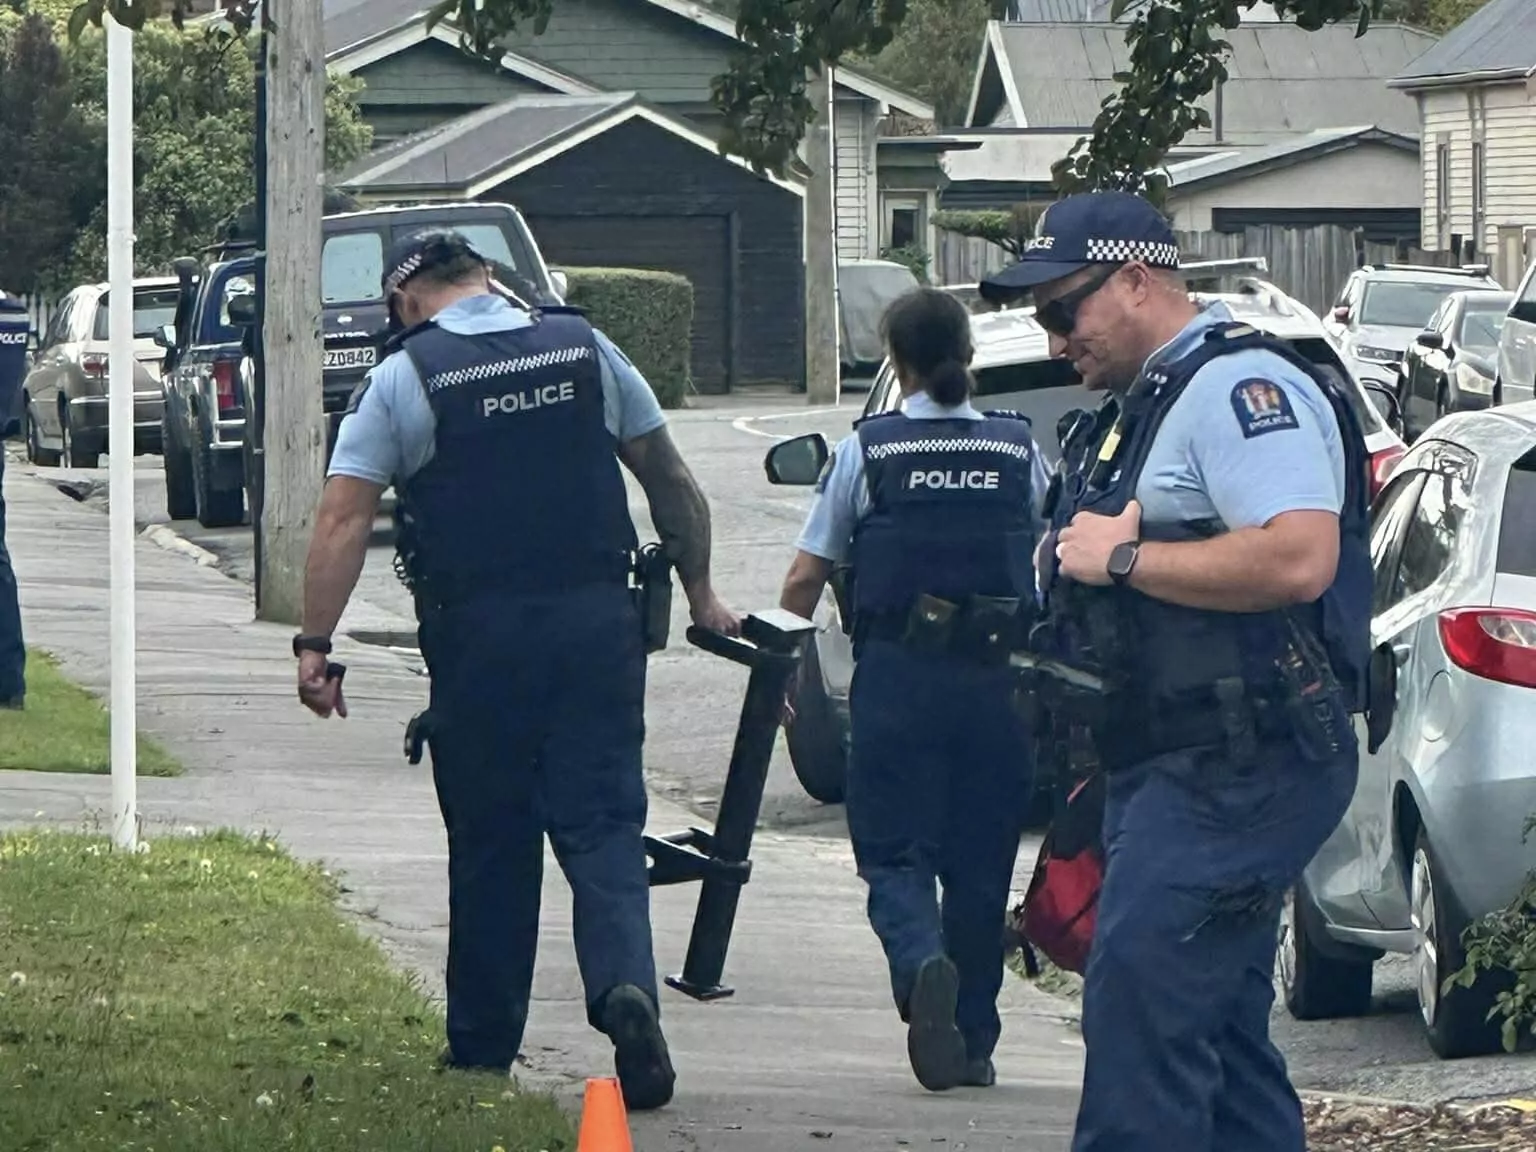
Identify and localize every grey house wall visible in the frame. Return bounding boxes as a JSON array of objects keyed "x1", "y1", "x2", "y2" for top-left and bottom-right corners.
[
  {"x1": 353, "y1": 41, "x2": 551, "y2": 143},
  {"x1": 490, "y1": 118, "x2": 805, "y2": 391}
]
